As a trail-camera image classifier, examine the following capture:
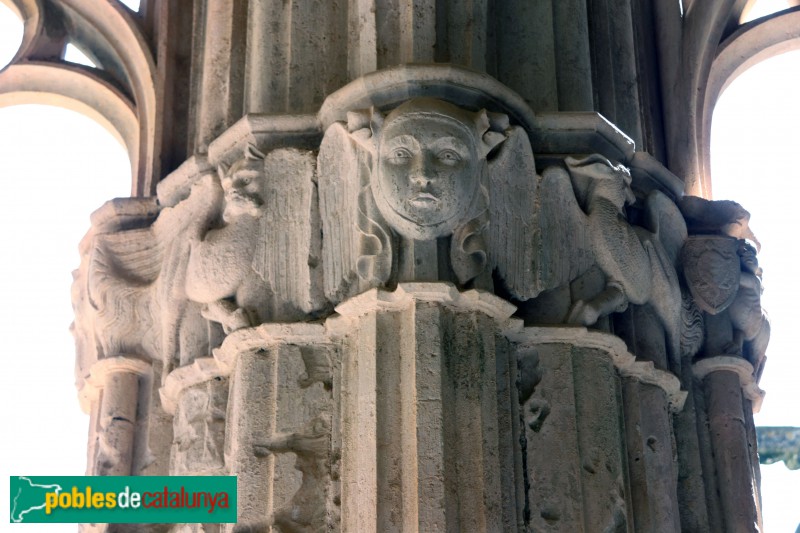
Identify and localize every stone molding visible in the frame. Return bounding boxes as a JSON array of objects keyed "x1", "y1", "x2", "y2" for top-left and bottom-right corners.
[
  {"x1": 155, "y1": 155, "x2": 213, "y2": 207},
  {"x1": 1, "y1": 0, "x2": 158, "y2": 194},
  {"x1": 318, "y1": 64, "x2": 539, "y2": 134},
  {"x1": 159, "y1": 357, "x2": 228, "y2": 414},
  {"x1": 334, "y1": 282, "x2": 518, "y2": 321},
  {"x1": 208, "y1": 114, "x2": 322, "y2": 168},
  {"x1": 693, "y1": 355, "x2": 766, "y2": 412},
  {"x1": 78, "y1": 355, "x2": 151, "y2": 412},
  {"x1": 214, "y1": 284, "x2": 517, "y2": 371},
  {"x1": 701, "y1": 6, "x2": 800, "y2": 194},
  {"x1": 509, "y1": 326, "x2": 687, "y2": 411},
  {"x1": 214, "y1": 323, "x2": 329, "y2": 373}
]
